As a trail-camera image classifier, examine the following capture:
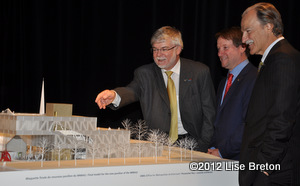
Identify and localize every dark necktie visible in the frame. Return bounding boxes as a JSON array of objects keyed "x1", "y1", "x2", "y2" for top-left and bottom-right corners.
[{"x1": 224, "y1": 73, "x2": 233, "y2": 100}]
